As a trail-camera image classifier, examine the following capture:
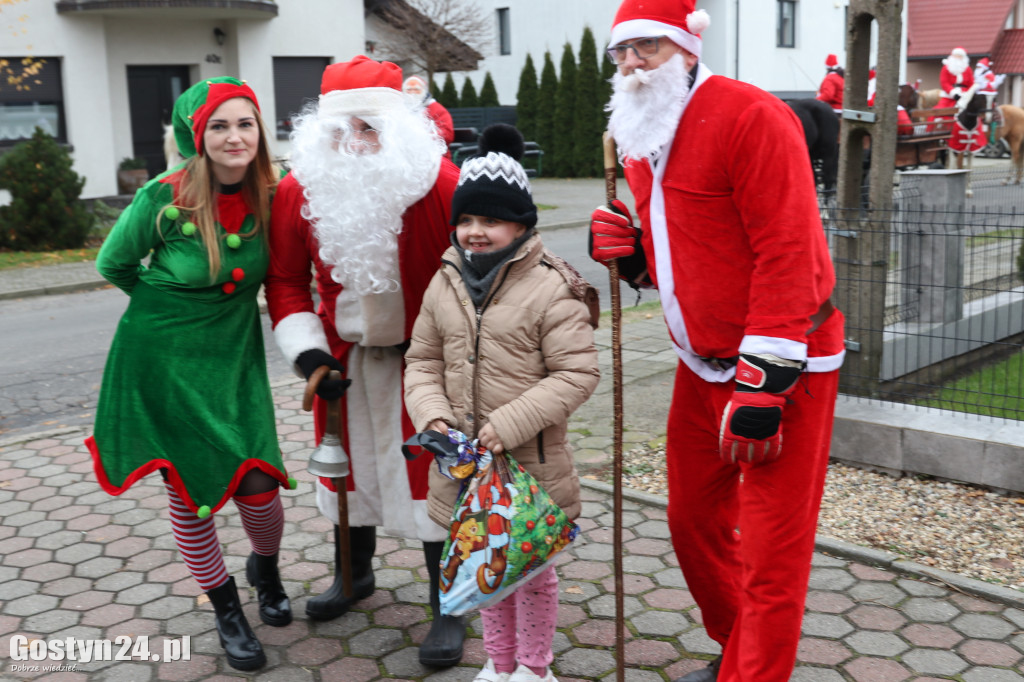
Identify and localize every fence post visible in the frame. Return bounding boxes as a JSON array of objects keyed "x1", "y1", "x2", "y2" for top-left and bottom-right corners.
[
  {"x1": 898, "y1": 170, "x2": 968, "y2": 323},
  {"x1": 833, "y1": 0, "x2": 904, "y2": 396}
]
